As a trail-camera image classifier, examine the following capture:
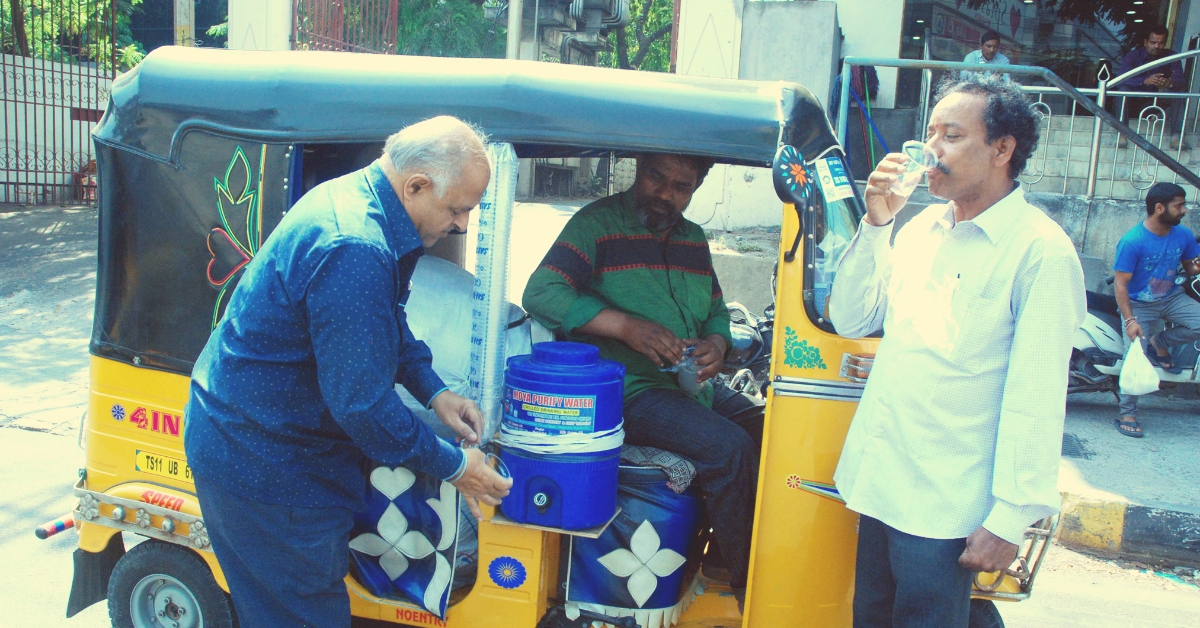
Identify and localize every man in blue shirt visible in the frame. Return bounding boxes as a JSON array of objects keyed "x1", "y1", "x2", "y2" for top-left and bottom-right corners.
[
  {"x1": 1113, "y1": 182, "x2": 1200, "y2": 437},
  {"x1": 185, "y1": 116, "x2": 513, "y2": 626}
]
